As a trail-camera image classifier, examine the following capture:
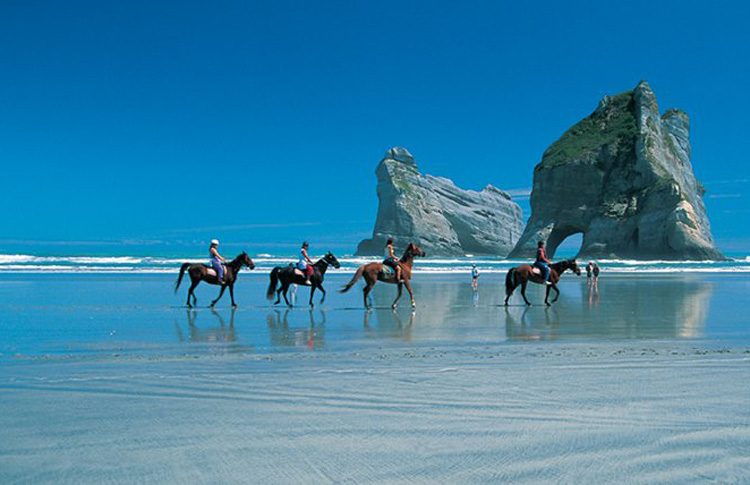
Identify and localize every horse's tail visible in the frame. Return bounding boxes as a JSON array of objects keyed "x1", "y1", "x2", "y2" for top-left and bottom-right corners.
[
  {"x1": 175, "y1": 263, "x2": 191, "y2": 293},
  {"x1": 505, "y1": 268, "x2": 516, "y2": 296},
  {"x1": 266, "y1": 267, "x2": 280, "y2": 300},
  {"x1": 340, "y1": 266, "x2": 365, "y2": 293}
]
